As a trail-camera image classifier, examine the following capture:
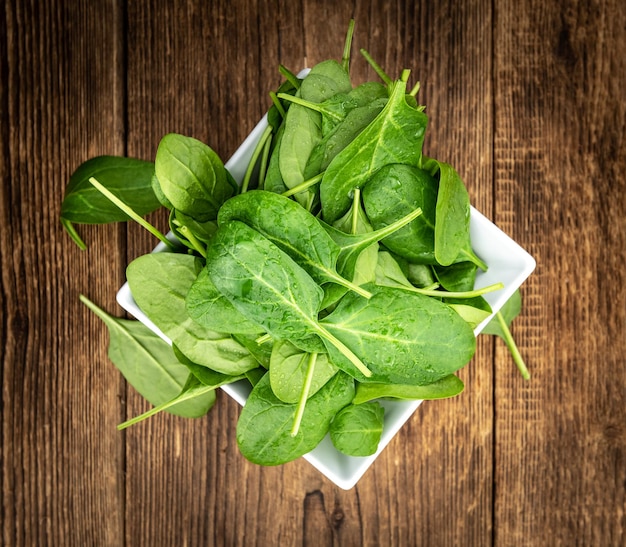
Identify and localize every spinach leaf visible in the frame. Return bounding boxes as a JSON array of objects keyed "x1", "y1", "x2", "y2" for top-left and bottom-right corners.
[
  {"x1": 269, "y1": 340, "x2": 338, "y2": 403},
  {"x1": 320, "y1": 71, "x2": 429, "y2": 223},
  {"x1": 433, "y1": 261, "x2": 478, "y2": 292},
  {"x1": 126, "y1": 252, "x2": 259, "y2": 375},
  {"x1": 61, "y1": 156, "x2": 160, "y2": 249},
  {"x1": 217, "y1": 190, "x2": 371, "y2": 298},
  {"x1": 362, "y1": 163, "x2": 438, "y2": 263},
  {"x1": 303, "y1": 97, "x2": 387, "y2": 180},
  {"x1": 205, "y1": 220, "x2": 372, "y2": 376},
  {"x1": 186, "y1": 267, "x2": 264, "y2": 335},
  {"x1": 329, "y1": 402, "x2": 384, "y2": 456},
  {"x1": 154, "y1": 133, "x2": 234, "y2": 222},
  {"x1": 428, "y1": 158, "x2": 486, "y2": 270},
  {"x1": 236, "y1": 371, "x2": 355, "y2": 465},
  {"x1": 80, "y1": 295, "x2": 215, "y2": 419},
  {"x1": 352, "y1": 374, "x2": 465, "y2": 404},
  {"x1": 278, "y1": 60, "x2": 352, "y2": 209},
  {"x1": 321, "y1": 284, "x2": 476, "y2": 385}
]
